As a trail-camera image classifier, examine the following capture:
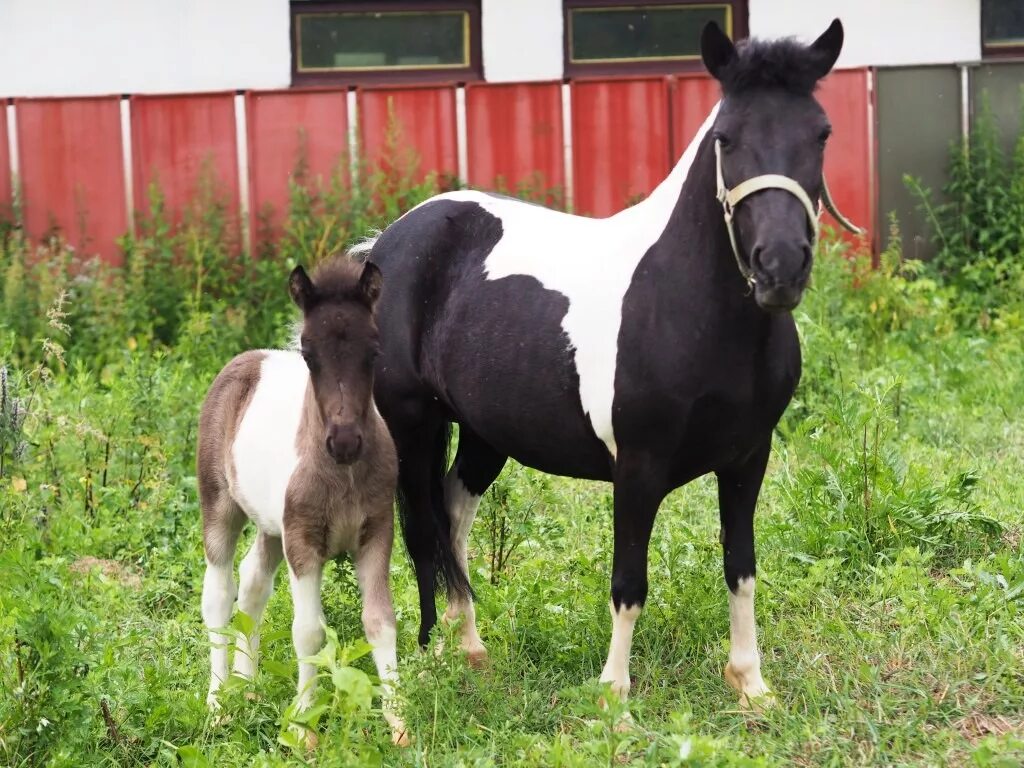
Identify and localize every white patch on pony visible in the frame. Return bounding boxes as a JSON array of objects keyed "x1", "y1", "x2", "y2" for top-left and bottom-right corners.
[
  {"x1": 231, "y1": 351, "x2": 308, "y2": 536},
  {"x1": 599, "y1": 601, "x2": 642, "y2": 699},
  {"x1": 402, "y1": 105, "x2": 720, "y2": 458},
  {"x1": 442, "y1": 472, "x2": 486, "y2": 657},
  {"x1": 725, "y1": 576, "x2": 771, "y2": 704}
]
